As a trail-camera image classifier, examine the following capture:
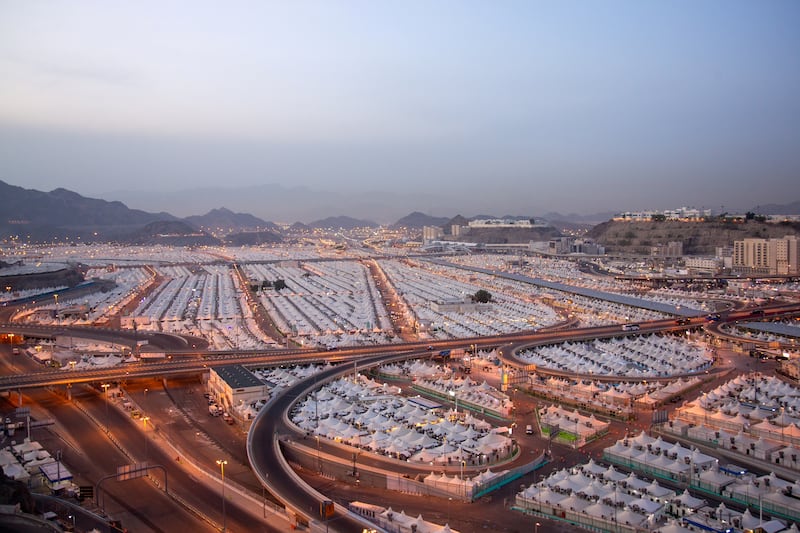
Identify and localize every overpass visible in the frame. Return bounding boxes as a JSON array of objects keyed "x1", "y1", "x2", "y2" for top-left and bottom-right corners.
[{"x1": 4, "y1": 302, "x2": 800, "y2": 392}]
